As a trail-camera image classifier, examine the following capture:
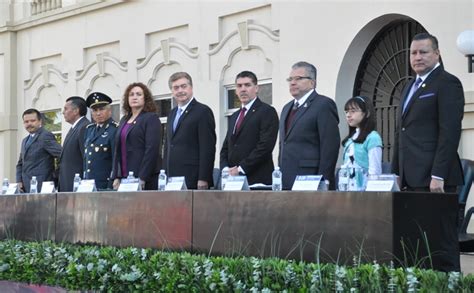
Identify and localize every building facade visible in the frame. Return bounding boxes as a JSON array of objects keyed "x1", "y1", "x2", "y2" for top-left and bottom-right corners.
[{"x1": 1, "y1": 0, "x2": 473, "y2": 215}]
